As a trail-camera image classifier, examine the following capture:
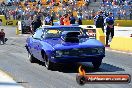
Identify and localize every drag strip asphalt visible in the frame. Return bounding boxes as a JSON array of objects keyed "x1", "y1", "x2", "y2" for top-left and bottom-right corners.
[{"x1": 0, "y1": 26, "x2": 132, "y2": 88}]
